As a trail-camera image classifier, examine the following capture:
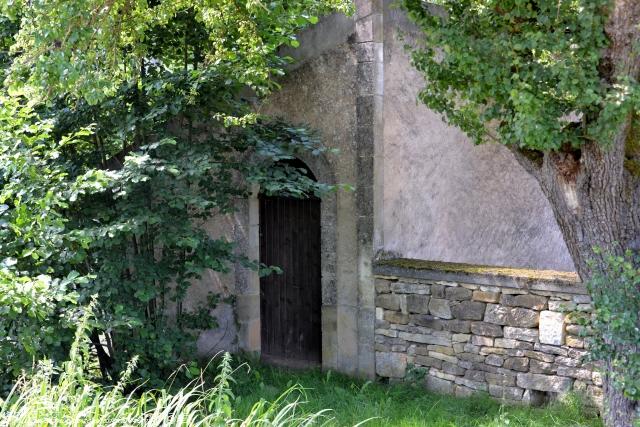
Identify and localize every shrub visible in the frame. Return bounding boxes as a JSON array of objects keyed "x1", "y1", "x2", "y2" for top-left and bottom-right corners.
[{"x1": 0, "y1": 315, "x2": 331, "y2": 427}]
